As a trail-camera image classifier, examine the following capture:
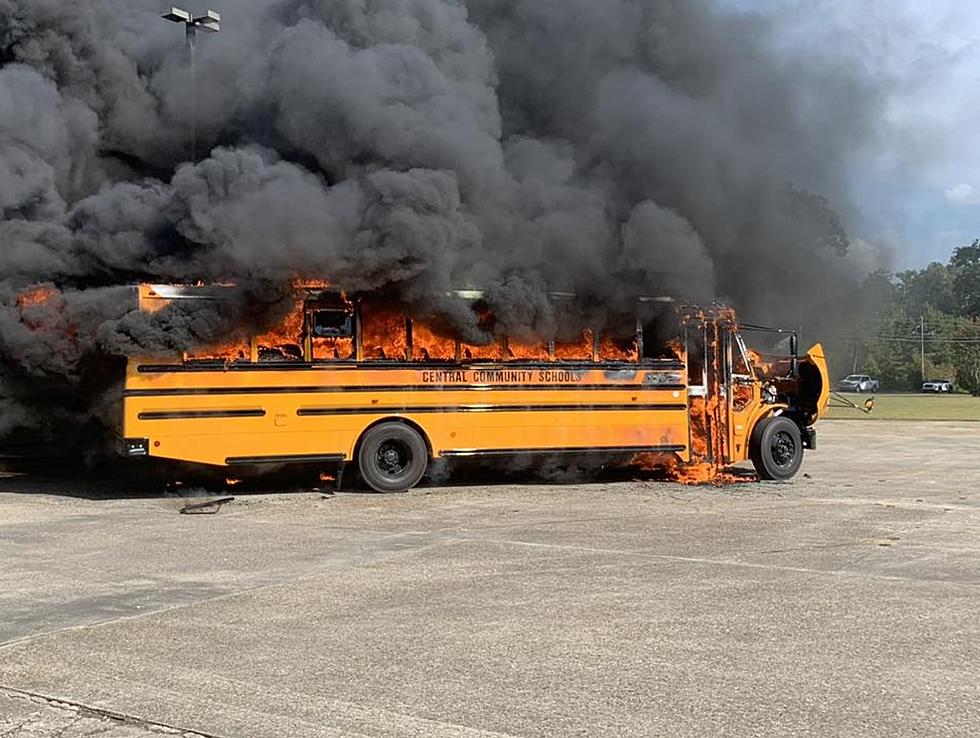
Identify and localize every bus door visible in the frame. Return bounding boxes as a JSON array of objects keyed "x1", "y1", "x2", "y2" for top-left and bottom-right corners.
[
  {"x1": 685, "y1": 318, "x2": 716, "y2": 464},
  {"x1": 724, "y1": 328, "x2": 758, "y2": 462}
]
